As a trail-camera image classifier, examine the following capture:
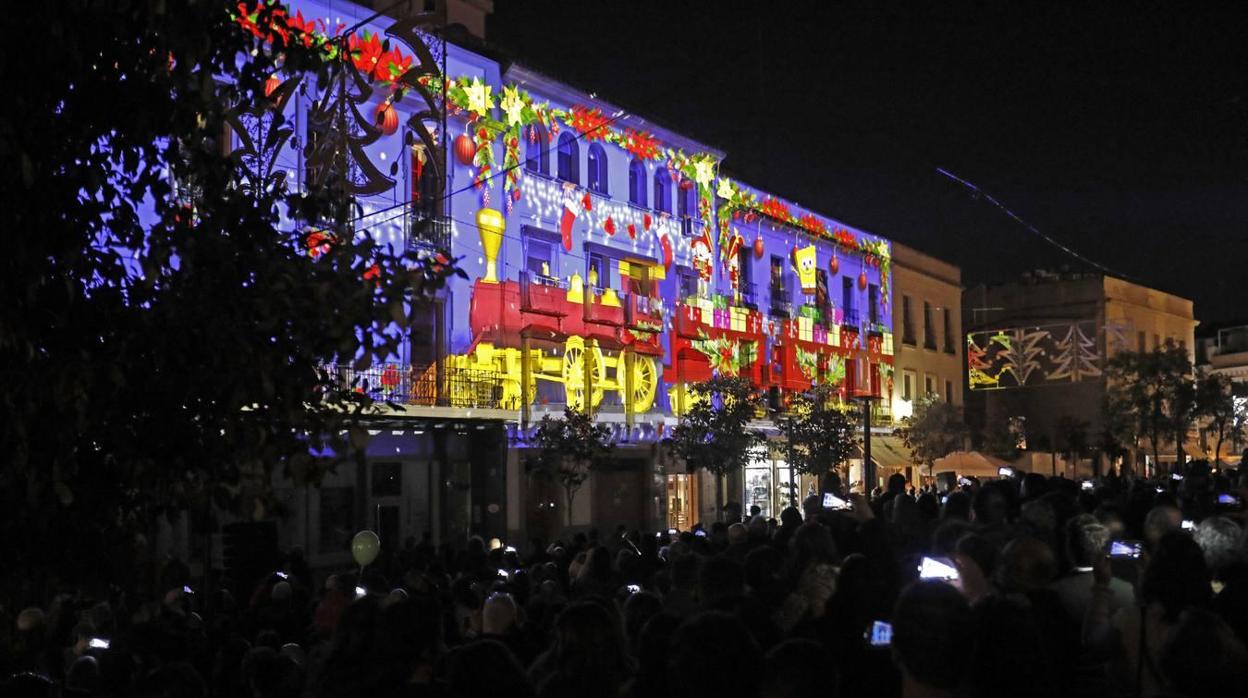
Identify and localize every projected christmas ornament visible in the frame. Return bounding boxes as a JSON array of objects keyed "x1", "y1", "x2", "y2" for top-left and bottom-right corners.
[
  {"x1": 374, "y1": 101, "x2": 398, "y2": 135},
  {"x1": 454, "y1": 132, "x2": 476, "y2": 165}
]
